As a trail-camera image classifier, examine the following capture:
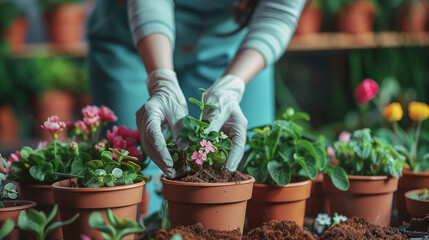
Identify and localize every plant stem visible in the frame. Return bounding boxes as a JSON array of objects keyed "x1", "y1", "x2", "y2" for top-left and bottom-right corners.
[
  {"x1": 54, "y1": 139, "x2": 57, "y2": 160},
  {"x1": 411, "y1": 120, "x2": 422, "y2": 169},
  {"x1": 199, "y1": 92, "x2": 205, "y2": 121}
]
